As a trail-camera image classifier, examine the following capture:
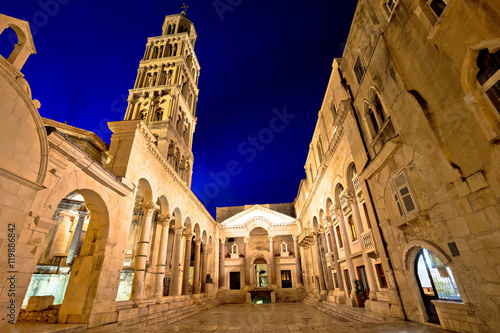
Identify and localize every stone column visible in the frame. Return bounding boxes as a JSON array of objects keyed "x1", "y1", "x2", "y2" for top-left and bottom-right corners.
[
  {"x1": 154, "y1": 215, "x2": 171, "y2": 298},
  {"x1": 169, "y1": 226, "x2": 184, "y2": 296},
  {"x1": 269, "y1": 235, "x2": 276, "y2": 286},
  {"x1": 313, "y1": 233, "x2": 327, "y2": 291},
  {"x1": 345, "y1": 191, "x2": 379, "y2": 296},
  {"x1": 181, "y1": 232, "x2": 193, "y2": 295},
  {"x1": 332, "y1": 205, "x2": 356, "y2": 297},
  {"x1": 219, "y1": 238, "x2": 226, "y2": 289},
  {"x1": 292, "y1": 235, "x2": 303, "y2": 287},
  {"x1": 65, "y1": 209, "x2": 88, "y2": 265},
  {"x1": 131, "y1": 202, "x2": 158, "y2": 300},
  {"x1": 320, "y1": 231, "x2": 334, "y2": 291},
  {"x1": 244, "y1": 237, "x2": 251, "y2": 287},
  {"x1": 201, "y1": 243, "x2": 208, "y2": 293},
  {"x1": 192, "y1": 239, "x2": 202, "y2": 294},
  {"x1": 325, "y1": 216, "x2": 344, "y2": 291}
]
